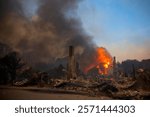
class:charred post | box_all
[67,46,77,80]
[113,56,117,79]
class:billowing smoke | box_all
[0,0,96,70]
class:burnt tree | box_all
[0,52,22,84]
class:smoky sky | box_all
[0,0,96,70]
[0,0,23,18]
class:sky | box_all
[22,0,150,62]
[76,0,150,61]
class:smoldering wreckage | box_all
[0,45,150,100]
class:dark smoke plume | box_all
[0,0,96,70]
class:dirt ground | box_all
[0,86,111,100]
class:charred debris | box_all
[0,44,150,99]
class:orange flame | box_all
[96,47,112,74]
[85,47,112,75]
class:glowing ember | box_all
[85,47,112,75]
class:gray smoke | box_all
[0,0,96,70]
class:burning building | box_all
[85,47,113,79]
[96,47,113,75]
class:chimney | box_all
[67,46,77,80]
[69,46,74,57]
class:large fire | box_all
[85,47,113,75]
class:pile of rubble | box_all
[44,70,150,99]
[8,65,150,99]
